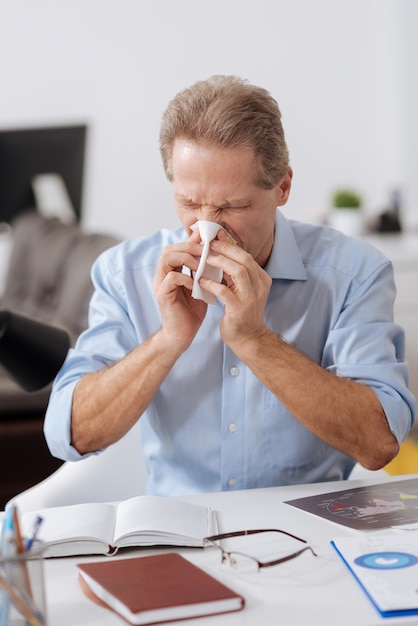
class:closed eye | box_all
[218,202,251,211]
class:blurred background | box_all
[1,0,417,239]
[1,0,417,506]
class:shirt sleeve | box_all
[44,245,139,461]
[322,258,416,444]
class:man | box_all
[44,75,415,495]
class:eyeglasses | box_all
[204,529,317,572]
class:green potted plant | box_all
[329,188,364,236]
[332,189,362,210]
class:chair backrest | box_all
[7,421,147,513]
[348,463,388,480]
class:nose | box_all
[198,206,221,223]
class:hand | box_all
[154,231,208,354]
[201,230,272,349]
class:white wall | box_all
[1,0,417,239]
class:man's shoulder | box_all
[97,225,186,273]
[290,219,391,276]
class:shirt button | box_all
[230,366,239,377]
[227,477,237,488]
[228,423,238,432]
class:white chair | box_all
[7,421,148,513]
[6,425,388,515]
[349,463,388,480]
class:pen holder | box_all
[0,542,47,625]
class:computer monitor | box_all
[0,124,87,223]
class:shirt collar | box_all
[264,210,307,280]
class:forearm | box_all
[70,236,209,455]
[71,330,180,454]
[232,329,399,469]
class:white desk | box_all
[41,474,418,626]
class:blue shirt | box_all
[44,210,415,495]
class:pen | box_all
[0,510,44,625]
[1,507,16,626]
[0,581,9,626]
[25,516,44,552]
[11,505,33,598]
[1,508,16,554]
[0,571,44,626]
[12,506,25,555]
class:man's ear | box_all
[275,168,293,206]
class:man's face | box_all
[171,139,292,268]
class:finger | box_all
[188,229,203,243]
[157,270,194,302]
[155,245,202,279]
[210,237,245,262]
[163,270,194,292]
[199,275,238,306]
[164,241,204,259]
[215,228,236,243]
[206,253,253,289]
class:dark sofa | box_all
[0,209,120,507]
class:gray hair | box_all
[159,75,290,189]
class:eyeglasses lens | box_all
[217,531,308,572]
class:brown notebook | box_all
[77,552,245,625]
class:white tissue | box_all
[190,221,225,304]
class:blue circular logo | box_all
[354,552,418,570]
